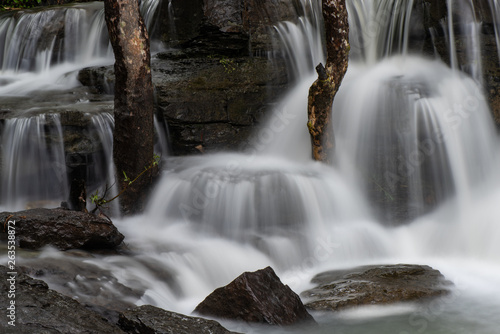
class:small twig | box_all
[3,214,14,232]
[91,154,161,216]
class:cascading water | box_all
[2,0,500,333]
[0,113,67,209]
[0,0,162,94]
[0,2,111,94]
[0,0,168,210]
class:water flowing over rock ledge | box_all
[0,263,454,332]
[78,33,290,155]
[0,266,239,333]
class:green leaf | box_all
[123,171,130,182]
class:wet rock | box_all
[80,48,289,155]
[118,305,239,334]
[302,264,453,311]
[203,0,298,52]
[0,265,125,333]
[76,0,295,156]
[152,0,297,52]
[151,0,205,45]
[78,66,116,95]
[17,254,143,324]
[0,208,124,250]
[194,266,315,326]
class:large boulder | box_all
[0,266,125,333]
[194,266,315,326]
[118,305,239,334]
[0,208,124,250]
[301,264,453,311]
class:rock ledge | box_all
[302,264,453,311]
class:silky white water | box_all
[1,0,500,333]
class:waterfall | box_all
[1,1,500,332]
[265,0,499,222]
[0,0,162,94]
[274,0,324,79]
[334,57,497,222]
[489,0,500,61]
[333,0,497,222]
[0,114,67,210]
[0,0,167,209]
[0,110,167,211]
[0,2,111,73]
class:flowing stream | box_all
[1,0,500,333]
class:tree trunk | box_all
[104,0,155,215]
[307,0,349,163]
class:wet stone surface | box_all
[302,264,453,311]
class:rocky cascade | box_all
[411,0,500,125]
[0,267,125,333]
[0,266,238,334]
[0,208,124,250]
[78,0,299,155]
[194,266,316,326]
[79,35,289,155]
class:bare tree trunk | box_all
[307,0,349,163]
[104,0,155,215]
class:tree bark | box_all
[104,0,155,215]
[307,0,349,163]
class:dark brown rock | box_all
[17,254,144,324]
[0,208,124,250]
[118,305,239,334]
[80,48,289,155]
[302,264,453,311]
[0,265,125,333]
[151,0,205,46]
[194,266,315,326]
[151,0,298,52]
[203,0,297,52]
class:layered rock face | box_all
[79,0,296,155]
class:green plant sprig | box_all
[90,153,161,215]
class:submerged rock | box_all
[119,305,239,334]
[194,266,315,326]
[302,264,452,311]
[0,208,124,250]
[0,265,124,333]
